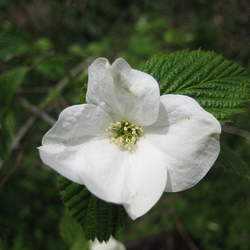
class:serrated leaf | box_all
[143,50,250,123]
[58,176,128,242]
[0,67,27,107]
[216,143,250,181]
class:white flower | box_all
[89,237,126,250]
[38,58,221,220]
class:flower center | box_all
[106,121,144,151]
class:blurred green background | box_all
[0,0,250,249]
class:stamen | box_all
[106,120,144,151]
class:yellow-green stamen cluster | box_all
[106,121,144,151]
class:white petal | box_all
[39,138,128,204]
[90,237,126,250]
[124,138,167,220]
[86,57,160,126]
[39,143,87,185]
[86,57,113,107]
[39,137,167,217]
[145,94,221,192]
[76,139,128,204]
[42,104,112,146]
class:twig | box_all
[0,152,23,189]
[165,196,200,250]
[10,58,91,150]
[27,51,55,73]
[17,87,50,94]
[11,117,36,150]
[18,97,55,125]
[172,212,200,250]
[222,125,250,140]
[40,60,89,109]
[126,231,171,250]
[82,0,89,12]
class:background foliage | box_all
[0,0,249,249]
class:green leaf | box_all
[0,67,27,106]
[36,55,73,80]
[0,112,16,161]
[143,50,250,123]
[59,213,88,250]
[0,32,29,61]
[0,240,5,250]
[58,175,128,242]
[216,143,250,181]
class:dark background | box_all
[0,0,250,249]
